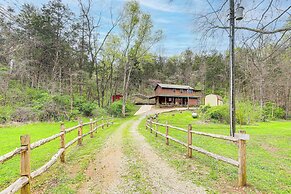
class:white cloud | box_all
[136,0,184,13]
[120,0,190,13]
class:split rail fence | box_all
[146,117,249,187]
[0,117,113,194]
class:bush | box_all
[73,96,96,116]
[204,105,229,123]
[201,101,262,125]
[236,101,262,125]
[38,102,67,121]
[31,92,52,110]
[68,109,80,120]
[92,107,107,117]
[79,102,96,116]
[108,100,135,116]
[11,107,38,122]
[199,104,211,114]
[0,106,12,124]
[262,102,285,120]
[52,95,71,109]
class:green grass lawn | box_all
[0,117,121,191]
[138,111,291,193]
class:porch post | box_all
[157,97,159,106]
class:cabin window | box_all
[173,89,176,92]
[180,89,183,93]
[188,89,193,93]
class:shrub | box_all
[31,92,52,110]
[68,109,80,120]
[204,105,229,123]
[263,102,285,120]
[52,95,71,109]
[108,100,135,116]
[79,102,96,116]
[201,101,262,125]
[0,106,12,124]
[11,107,38,122]
[236,101,262,125]
[38,101,67,121]
[73,96,96,116]
[92,107,107,117]
[199,104,211,113]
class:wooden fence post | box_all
[165,121,169,145]
[95,119,98,133]
[90,119,93,138]
[187,124,192,158]
[238,130,247,186]
[78,120,83,146]
[20,135,31,194]
[60,122,65,163]
[155,119,158,137]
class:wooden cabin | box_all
[149,83,202,107]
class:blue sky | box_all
[2,0,290,56]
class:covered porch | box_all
[149,96,199,107]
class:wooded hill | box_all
[0,0,290,122]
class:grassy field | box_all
[0,117,125,192]
[138,111,291,193]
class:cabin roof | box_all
[154,83,195,90]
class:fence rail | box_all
[0,117,114,194]
[146,117,249,187]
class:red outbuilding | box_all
[112,94,123,102]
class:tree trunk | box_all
[95,64,101,107]
[122,62,129,116]
[69,68,73,113]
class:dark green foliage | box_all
[200,101,262,125]
[199,104,211,113]
[0,80,104,122]
[0,108,10,124]
[78,102,96,117]
[204,105,229,123]
[73,97,97,117]
[262,102,285,120]
[108,100,135,116]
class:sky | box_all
[2,0,290,56]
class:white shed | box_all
[205,94,223,106]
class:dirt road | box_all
[78,107,205,193]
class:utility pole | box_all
[229,0,236,136]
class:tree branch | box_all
[215,26,291,34]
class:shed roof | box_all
[155,83,194,90]
[206,94,223,100]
